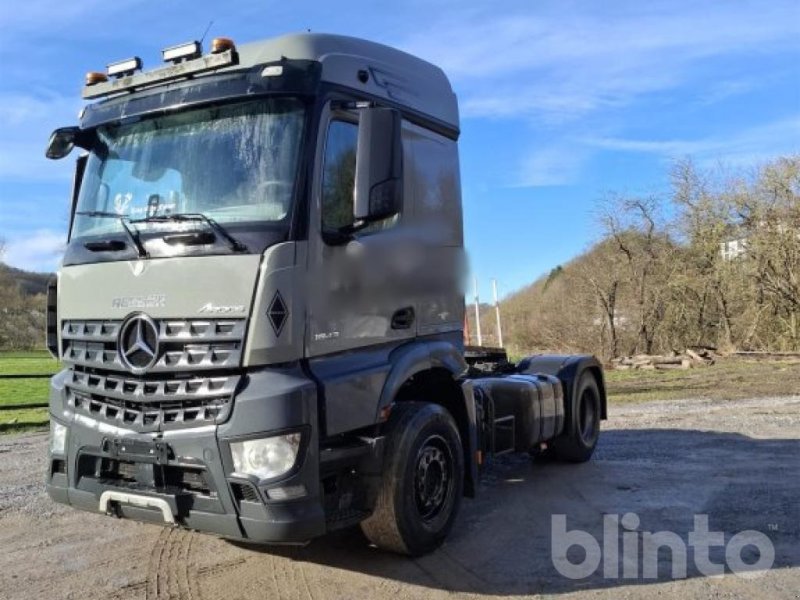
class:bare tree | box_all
[597,194,676,355]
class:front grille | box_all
[68,388,234,430]
[61,318,246,373]
[61,317,245,431]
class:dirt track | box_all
[1,395,799,599]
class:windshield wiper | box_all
[75,211,148,258]
[130,213,249,253]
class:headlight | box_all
[230,433,301,480]
[49,420,67,455]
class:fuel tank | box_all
[472,373,565,452]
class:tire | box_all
[551,372,601,462]
[360,401,464,556]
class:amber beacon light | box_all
[84,71,108,86]
[211,37,236,54]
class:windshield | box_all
[72,98,305,239]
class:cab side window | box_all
[321,117,401,236]
[321,120,358,232]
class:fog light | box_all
[162,41,202,63]
[230,433,301,480]
[49,420,67,455]
[267,484,307,501]
[107,57,142,78]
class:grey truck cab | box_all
[45,33,606,555]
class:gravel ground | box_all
[1,395,798,599]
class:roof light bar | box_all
[82,46,238,100]
[162,41,202,63]
[107,57,143,78]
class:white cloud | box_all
[514,145,589,187]
[696,79,758,106]
[401,1,800,188]
[0,0,143,30]
[401,1,800,122]
[0,92,82,182]
[512,116,800,189]
[2,229,65,273]
[583,116,800,165]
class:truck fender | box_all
[516,354,607,440]
[377,341,469,411]
[376,341,478,497]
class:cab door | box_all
[305,101,416,360]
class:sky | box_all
[0,0,798,300]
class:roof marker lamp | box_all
[261,65,283,78]
[162,41,202,63]
[107,57,143,78]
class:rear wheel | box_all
[360,402,463,556]
[551,372,601,462]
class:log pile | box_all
[611,347,717,370]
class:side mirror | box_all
[354,107,403,223]
[46,126,81,160]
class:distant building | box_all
[720,237,747,261]
[719,214,800,261]
[592,314,630,328]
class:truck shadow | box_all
[236,428,800,596]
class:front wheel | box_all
[551,372,601,462]
[360,402,464,556]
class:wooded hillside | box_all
[471,155,800,359]
[0,244,51,351]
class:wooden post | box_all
[492,278,503,348]
[474,277,482,347]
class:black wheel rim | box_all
[578,388,598,444]
[414,434,454,523]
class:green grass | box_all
[0,350,51,358]
[0,355,60,375]
[0,407,49,433]
[605,356,800,403]
[0,351,56,432]
[0,378,51,406]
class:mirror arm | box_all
[321,229,353,246]
[321,219,370,246]
[74,128,97,150]
[341,219,368,234]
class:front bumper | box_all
[46,365,326,544]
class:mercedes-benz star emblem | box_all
[118,313,159,374]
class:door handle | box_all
[391,307,415,330]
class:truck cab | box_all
[45,33,606,556]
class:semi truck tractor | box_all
[44,33,606,556]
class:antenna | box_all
[199,20,214,44]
